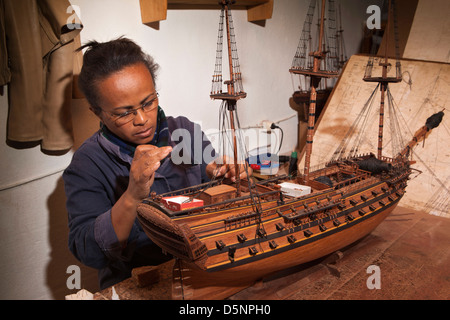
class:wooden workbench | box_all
[94,206,449,300]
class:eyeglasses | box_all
[102,92,159,126]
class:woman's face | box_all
[95,63,159,145]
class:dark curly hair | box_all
[77,37,159,115]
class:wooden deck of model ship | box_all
[136,0,444,299]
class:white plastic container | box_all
[278,182,311,197]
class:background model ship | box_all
[290,0,347,122]
[136,0,444,300]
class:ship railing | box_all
[337,175,379,193]
[157,179,223,198]
[379,155,394,163]
[167,189,282,216]
[311,159,371,179]
[333,166,373,190]
[303,162,339,176]
[298,155,379,190]
[310,165,341,178]
[380,155,412,171]
[325,153,375,167]
[334,174,368,189]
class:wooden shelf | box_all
[139,0,273,28]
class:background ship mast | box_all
[210,0,247,196]
[330,0,407,163]
[363,0,402,159]
[289,0,339,181]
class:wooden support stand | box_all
[132,265,161,288]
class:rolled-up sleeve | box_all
[94,210,140,262]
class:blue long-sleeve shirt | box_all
[63,116,215,289]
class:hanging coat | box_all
[1,0,82,152]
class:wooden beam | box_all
[247,0,273,22]
[168,0,270,10]
[139,0,273,28]
[139,0,167,27]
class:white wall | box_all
[0,0,379,299]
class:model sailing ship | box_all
[137,0,444,299]
[290,0,347,121]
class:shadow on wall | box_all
[46,176,99,299]
[45,98,100,299]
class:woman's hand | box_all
[206,155,252,182]
[127,145,172,202]
[112,145,172,245]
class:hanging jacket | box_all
[1,0,82,152]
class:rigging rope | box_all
[291,0,316,71]
[227,10,244,94]
[211,8,224,95]
[211,4,244,96]
[331,83,380,161]
[330,82,415,162]
[291,0,342,93]
[214,100,266,234]
[386,86,409,156]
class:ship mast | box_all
[289,0,339,181]
[363,0,401,159]
[211,0,246,196]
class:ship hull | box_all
[292,89,330,106]
[291,89,331,121]
[171,196,400,299]
[137,155,411,299]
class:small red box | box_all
[161,196,204,211]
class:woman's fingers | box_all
[128,145,172,200]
